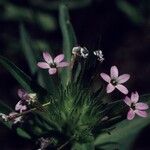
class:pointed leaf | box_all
[59,3,77,86]
[20,24,37,74]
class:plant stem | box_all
[8,101,51,120]
[57,137,74,150]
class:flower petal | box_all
[57,62,69,68]
[124,96,131,106]
[110,66,118,78]
[37,62,50,69]
[116,84,128,94]
[131,91,139,103]
[135,102,149,110]
[117,74,130,84]
[54,54,64,63]
[20,105,27,112]
[106,83,115,93]
[15,101,22,111]
[18,89,27,99]
[43,52,53,64]
[127,109,135,120]
[135,110,148,118]
[48,68,57,75]
[100,73,111,83]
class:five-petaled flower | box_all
[37,52,69,75]
[100,66,130,94]
[124,92,149,120]
[15,89,37,113]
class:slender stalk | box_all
[8,101,51,120]
[57,137,74,150]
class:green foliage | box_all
[72,142,95,150]
[20,24,37,74]
[1,1,150,149]
[20,25,56,92]
[116,0,143,24]
[59,3,77,86]
[94,94,150,150]
[0,55,46,94]
[16,128,32,140]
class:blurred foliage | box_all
[116,0,150,24]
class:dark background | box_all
[0,0,150,149]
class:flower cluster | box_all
[0,89,37,124]
[0,48,148,126]
[0,112,23,124]
[72,46,105,62]
[100,66,149,120]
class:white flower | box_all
[72,46,89,58]
[93,50,104,62]
[0,113,8,121]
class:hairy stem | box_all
[8,101,51,120]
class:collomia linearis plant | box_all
[0,3,150,150]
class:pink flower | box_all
[37,52,69,75]
[124,92,149,120]
[15,89,37,113]
[100,66,130,94]
[15,89,29,112]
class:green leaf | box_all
[72,143,95,150]
[116,0,143,24]
[59,3,77,86]
[94,94,150,150]
[0,55,46,94]
[20,25,56,92]
[20,24,37,75]
[16,128,32,140]
[0,100,13,129]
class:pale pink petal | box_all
[131,91,139,103]
[135,102,149,110]
[48,68,57,75]
[43,52,53,64]
[117,74,130,84]
[15,101,22,111]
[100,73,111,83]
[37,62,50,69]
[135,110,148,118]
[20,105,27,112]
[124,96,131,106]
[54,54,64,63]
[110,66,118,78]
[127,109,135,120]
[106,83,115,93]
[18,89,27,99]
[57,62,69,68]
[116,84,128,94]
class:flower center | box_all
[131,103,136,110]
[111,79,118,86]
[50,63,56,68]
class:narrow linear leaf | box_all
[16,128,32,140]
[20,25,56,92]
[0,55,46,94]
[0,100,13,129]
[59,3,77,86]
[20,24,37,75]
[117,0,143,24]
